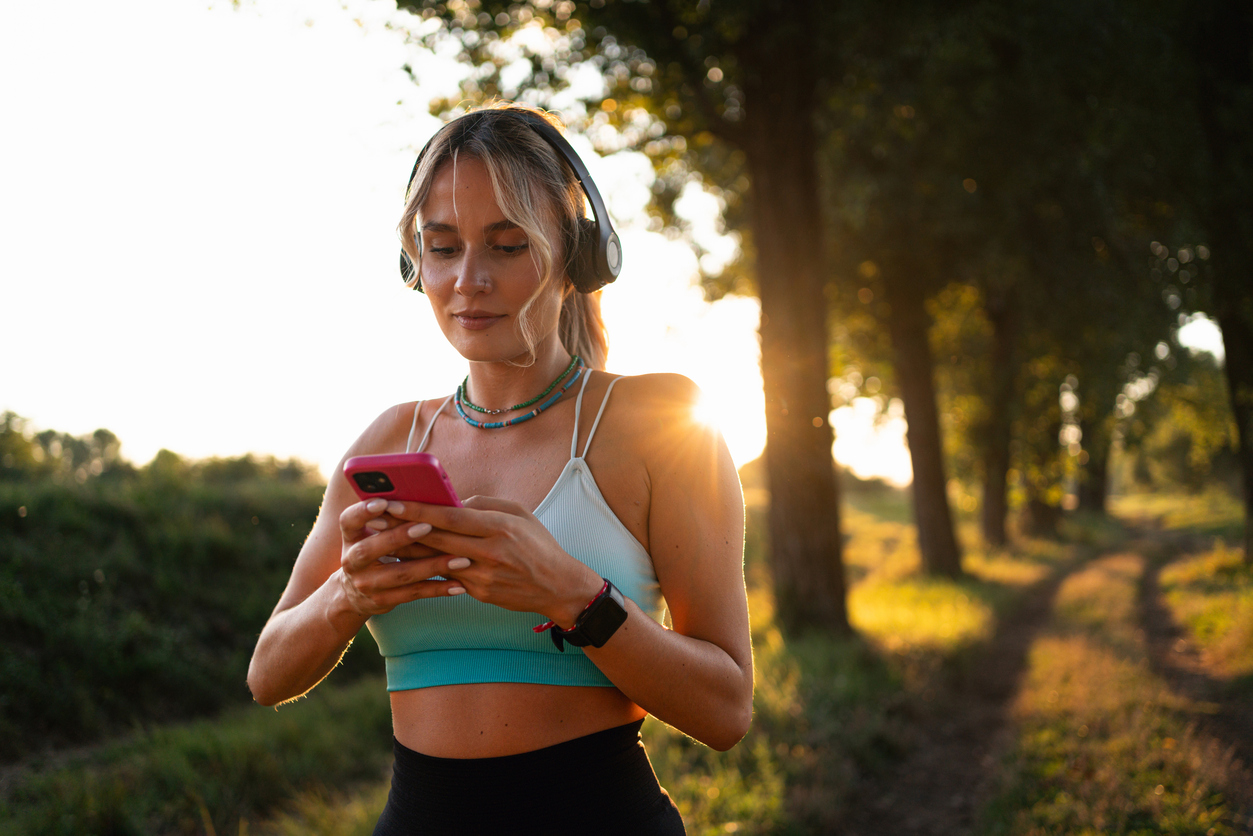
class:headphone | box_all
[399,109,622,294]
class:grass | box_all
[1109,488,1245,541]
[977,551,1246,835]
[0,676,392,836]
[13,479,1244,834]
[1160,541,1253,683]
[0,487,991,834]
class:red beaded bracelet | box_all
[533,579,611,635]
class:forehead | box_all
[423,155,503,221]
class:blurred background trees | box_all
[394,0,1249,614]
[0,412,342,758]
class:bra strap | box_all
[570,370,595,459]
[410,395,454,453]
[582,376,625,459]
[404,401,423,453]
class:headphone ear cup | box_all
[399,233,424,292]
[568,217,600,293]
[399,251,424,292]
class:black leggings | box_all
[372,719,686,835]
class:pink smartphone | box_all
[342,452,462,507]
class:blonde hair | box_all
[398,103,609,370]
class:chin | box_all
[454,340,535,365]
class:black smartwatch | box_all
[550,580,628,652]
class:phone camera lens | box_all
[353,471,394,493]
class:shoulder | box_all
[591,372,719,467]
[341,400,427,462]
[600,372,703,420]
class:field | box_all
[1,477,1249,835]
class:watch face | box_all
[579,585,628,648]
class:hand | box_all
[386,496,605,627]
[336,498,467,617]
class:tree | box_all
[822,0,1182,543]
[1186,0,1253,559]
[400,0,850,631]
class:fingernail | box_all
[448,586,466,595]
[366,499,387,512]
[447,557,471,570]
[365,519,388,531]
[387,501,405,516]
[407,523,432,538]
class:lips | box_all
[453,311,506,331]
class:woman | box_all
[247,104,753,835]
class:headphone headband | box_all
[399,109,622,293]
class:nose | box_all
[454,243,492,296]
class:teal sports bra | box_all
[366,373,664,691]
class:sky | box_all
[0,0,1225,488]
[0,0,804,478]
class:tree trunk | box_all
[741,25,850,633]
[1192,0,1253,561]
[1077,428,1109,515]
[980,286,1019,547]
[1022,495,1062,537]
[884,275,963,576]
[1217,307,1253,561]
[1076,378,1120,516]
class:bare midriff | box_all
[391,682,646,758]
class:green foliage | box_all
[0,676,392,836]
[3,465,1195,835]
[1160,541,1253,680]
[399,0,762,297]
[928,282,995,488]
[1110,488,1245,542]
[0,412,132,486]
[0,416,378,760]
[1120,353,1239,493]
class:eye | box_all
[496,243,529,255]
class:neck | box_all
[464,343,575,411]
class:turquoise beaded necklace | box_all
[458,354,579,415]
[454,357,585,430]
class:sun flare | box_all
[692,390,724,432]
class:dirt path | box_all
[841,531,1253,836]
[1137,538,1253,811]
[840,550,1088,836]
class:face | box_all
[417,155,566,364]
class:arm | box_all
[582,374,753,750]
[403,375,753,750]
[246,408,465,707]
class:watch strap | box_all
[549,580,628,652]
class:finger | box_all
[407,526,496,560]
[341,498,389,539]
[365,513,409,533]
[389,542,446,560]
[386,502,508,537]
[460,495,530,517]
[362,578,468,612]
[343,521,435,572]
[376,554,462,586]
[347,553,458,602]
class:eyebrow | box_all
[420,220,522,234]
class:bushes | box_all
[0,474,382,760]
